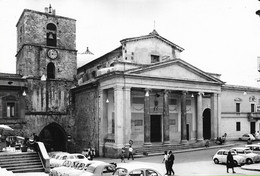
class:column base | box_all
[163,141,171,145]
[181,140,188,144]
[143,142,152,146]
[197,138,204,142]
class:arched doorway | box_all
[203,108,211,140]
[39,122,67,152]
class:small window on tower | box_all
[151,55,160,63]
[47,62,55,79]
[46,23,57,47]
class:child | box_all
[121,148,125,162]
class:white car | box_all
[212,149,246,166]
[50,160,116,176]
[50,153,88,168]
[230,147,260,164]
[245,144,260,151]
[239,134,255,141]
[113,162,162,176]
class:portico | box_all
[98,59,223,157]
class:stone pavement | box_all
[13,141,242,176]
[241,163,260,171]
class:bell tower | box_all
[14,6,78,151]
[16,5,77,80]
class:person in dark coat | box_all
[227,151,236,173]
[167,151,175,175]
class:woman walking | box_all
[227,151,236,174]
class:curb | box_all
[134,143,236,158]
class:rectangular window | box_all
[7,102,15,117]
[251,104,255,112]
[236,103,240,113]
[151,55,160,63]
[169,99,177,105]
[236,122,241,131]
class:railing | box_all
[36,142,50,173]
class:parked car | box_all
[212,149,246,166]
[112,162,162,176]
[245,144,260,151]
[239,134,255,141]
[230,147,260,164]
[50,153,87,168]
[50,160,116,176]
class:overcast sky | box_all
[1,0,260,87]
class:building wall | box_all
[123,38,177,64]
[221,86,260,139]
[73,86,99,153]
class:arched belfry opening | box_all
[39,122,67,152]
[46,23,57,47]
[47,62,55,79]
[203,108,211,140]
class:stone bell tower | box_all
[16,5,77,79]
[15,5,77,152]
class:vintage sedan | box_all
[111,163,162,176]
[239,134,256,141]
[50,160,116,176]
[212,149,246,166]
[245,144,260,151]
[50,153,88,168]
[230,147,260,164]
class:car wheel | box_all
[233,160,238,166]
[214,158,219,164]
[246,158,253,164]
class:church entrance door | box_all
[150,115,161,142]
[203,108,211,140]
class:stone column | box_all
[196,92,203,141]
[144,89,151,146]
[123,86,131,145]
[98,89,105,156]
[181,91,188,143]
[217,94,221,137]
[163,90,170,145]
[211,93,218,139]
[114,86,124,148]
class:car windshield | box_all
[245,149,252,154]
[113,168,128,176]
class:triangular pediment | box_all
[127,59,223,84]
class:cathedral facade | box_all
[1,7,260,158]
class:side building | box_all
[221,85,260,140]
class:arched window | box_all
[46,23,57,47]
[47,62,55,79]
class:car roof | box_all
[116,162,158,171]
[232,147,250,150]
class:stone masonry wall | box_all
[74,87,99,155]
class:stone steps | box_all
[0,152,44,173]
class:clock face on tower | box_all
[47,49,58,59]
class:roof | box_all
[120,30,184,52]
[0,73,22,79]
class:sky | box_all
[1,0,260,87]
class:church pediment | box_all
[127,59,223,84]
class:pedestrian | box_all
[205,139,209,148]
[226,151,236,174]
[128,145,134,160]
[121,148,126,163]
[167,151,175,175]
[162,151,169,175]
